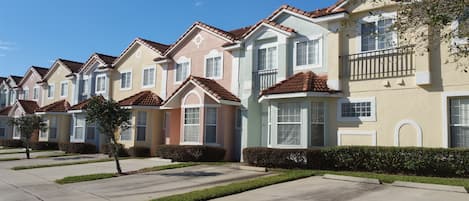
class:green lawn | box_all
[55,163,200,184]
[12,158,116,170]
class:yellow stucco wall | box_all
[43,63,73,106]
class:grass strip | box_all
[12,158,116,170]
[0,158,21,161]
[55,163,200,184]
[310,170,469,192]
[152,170,315,201]
[56,173,117,184]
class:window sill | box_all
[337,117,376,122]
[142,85,155,89]
[120,88,132,91]
[294,64,322,71]
[180,142,202,145]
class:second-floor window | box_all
[120,72,132,90]
[82,79,89,94]
[47,84,54,98]
[142,67,155,87]
[295,38,321,68]
[176,62,190,82]
[33,87,39,100]
[96,75,106,93]
[258,45,277,70]
[205,50,223,79]
[23,88,29,100]
[361,16,396,52]
[60,82,68,97]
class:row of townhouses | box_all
[0,0,467,161]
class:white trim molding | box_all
[174,56,191,85]
[204,49,224,80]
[337,97,376,122]
[393,119,423,147]
[142,66,156,88]
[293,35,324,71]
[119,70,133,91]
[259,92,342,103]
[337,130,377,146]
[441,91,469,148]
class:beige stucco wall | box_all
[43,63,73,106]
[110,43,164,101]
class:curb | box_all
[391,181,468,194]
[147,157,173,163]
[322,174,381,184]
[238,165,268,172]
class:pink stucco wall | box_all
[19,69,43,106]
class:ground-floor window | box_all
[13,125,20,138]
[49,117,57,139]
[450,97,469,147]
[184,108,200,143]
[120,113,132,141]
[311,102,325,146]
[277,102,302,145]
[205,108,217,144]
[75,117,85,140]
[86,123,96,140]
[136,111,147,141]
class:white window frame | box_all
[182,107,201,145]
[255,43,278,71]
[60,81,68,98]
[204,107,218,144]
[293,35,323,70]
[337,130,377,146]
[82,77,89,95]
[204,49,224,80]
[120,113,133,141]
[174,56,191,84]
[13,125,21,139]
[357,12,398,53]
[271,101,308,148]
[23,87,29,100]
[47,84,55,99]
[74,116,85,141]
[120,70,132,90]
[142,66,156,88]
[337,97,376,122]
[95,74,106,94]
[32,86,40,100]
[136,111,147,141]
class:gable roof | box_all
[0,106,12,116]
[79,53,117,73]
[239,19,296,39]
[260,71,334,97]
[69,96,105,111]
[118,91,163,107]
[10,76,23,86]
[113,37,170,66]
[267,4,348,23]
[17,100,39,114]
[164,75,240,107]
[36,99,70,113]
[18,66,49,86]
[42,58,83,81]
[32,66,49,78]
[163,21,238,56]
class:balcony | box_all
[341,45,415,81]
[253,69,278,91]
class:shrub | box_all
[128,146,150,157]
[59,143,97,154]
[30,142,59,150]
[0,139,23,148]
[243,146,469,178]
[156,145,226,162]
[243,147,321,169]
[100,143,129,157]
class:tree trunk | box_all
[110,136,122,174]
[25,140,30,159]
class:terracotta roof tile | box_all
[0,106,12,116]
[18,100,39,114]
[136,38,171,54]
[260,71,334,96]
[240,19,295,38]
[95,53,117,65]
[229,26,253,39]
[165,76,240,105]
[32,66,49,78]
[70,96,104,111]
[267,4,347,22]
[58,59,84,73]
[119,91,163,107]
[36,100,70,113]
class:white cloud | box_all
[0,40,14,51]
[194,1,204,7]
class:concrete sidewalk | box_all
[213,176,469,201]
[0,154,109,169]
[0,150,64,159]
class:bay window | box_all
[205,108,217,144]
[136,111,147,141]
[277,102,302,145]
[184,108,200,143]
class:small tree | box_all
[9,115,47,159]
[85,96,131,174]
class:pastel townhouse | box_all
[0,75,26,140]
[109,38,169,154]
[236,0,469,152]
[157,22,249,161]
[67,53,117,150]
[36,59,83,143]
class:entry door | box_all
[450,97,469,147]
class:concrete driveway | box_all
[0,150,64,159]
[214,176,469,201]
[0,154,109,169]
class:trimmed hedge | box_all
[128,146,150,157]
[100,143,129,157]
[243,146,469,178]
[59,143,97,154]
[156,145,226,162]
[30,142,59,150]
[0,139,23,148]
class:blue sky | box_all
[0,0,337,77]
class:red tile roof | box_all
[17,100,39,114]
[137,38,171,54]
[0,106,12,116]
[119,91,163,107]
[70,96,105,111]
[260,71,334,96]
[267,4,347,22]
[58,59,84,73]
[36,100,70,113]
[240,19,295,39]
[228,26,253,39]
[165,76,240,105]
